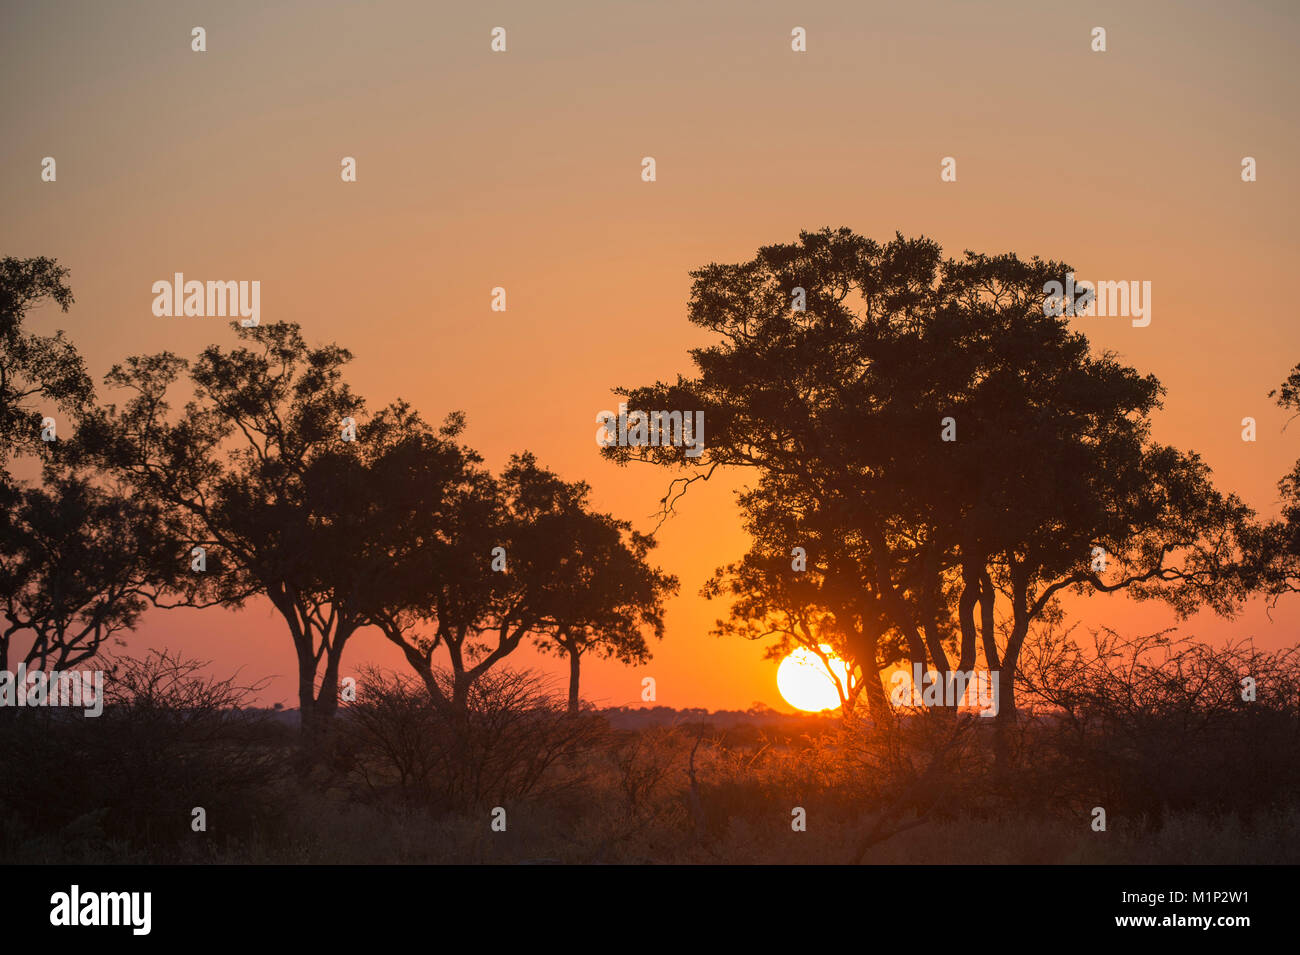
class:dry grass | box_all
[3,647,1298,865]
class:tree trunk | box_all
[957,563,982,672]
[856,647,892,723]
[294,622,354,758]
[452,673,470,713]
[567,649,581,715]
[993,622,1026,776]
[993,670,1017,778]
[296,645,319,735]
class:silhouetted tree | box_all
[0,258,178,675]
[607,229,1254,744]
[84,322,463,740]
[1252,362,1300,600]
[0,256,91,464]
[0,476,176,672]
[370,453,674,717]
[528,495,677,714]
[931,250,1253,738]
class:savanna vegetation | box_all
[2,236,1298,864]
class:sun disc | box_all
[777,645,849,712]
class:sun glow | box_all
[777,645,850,712]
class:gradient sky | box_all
[3,0,1298,710]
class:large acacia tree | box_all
[368,452,676,717]
[528,488,677,714]
[1,257,182,675]
[607,228,1253,736]
[84,322,477,738]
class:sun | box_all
[777,645,850,712]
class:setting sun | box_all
[776,645,850,712]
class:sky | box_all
[3,0,1299,711]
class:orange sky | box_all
[3,0,1299,710]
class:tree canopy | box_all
[607,228,1255,724]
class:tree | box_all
[528,493,677,714]
[0,256,91,463]
[0,475,177,672]
[930,250,1254,735]
[84,321,461,739]
[1252,362,1300,600]
[370,453,675,717]
[606,228,1253,739]
[0,257,177,675]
